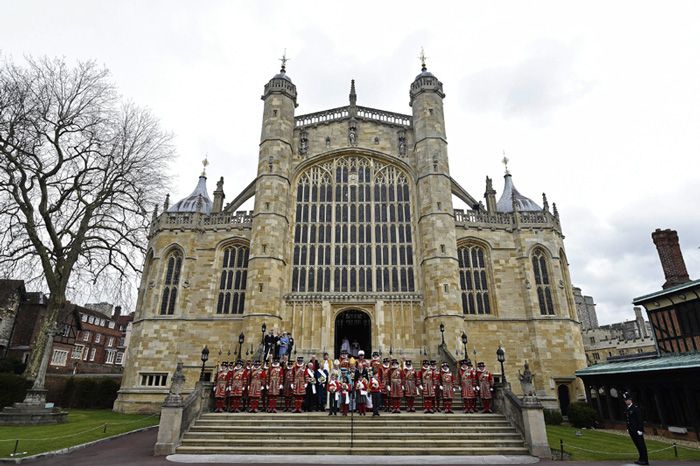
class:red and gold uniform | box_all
[267,360,283,413]
[440,363,455,413]
[459,361,477,413]
[381,358,391,412]
[339,352,350,371]
[248,362,266,413]
[229,361,247,412]
[291,357,306,413]
[477,362,495,413]
[213,363,228,413]
[283,362,294,411]
[403,361,418,412]
[419,360,435,413]
[388,360,404,413]
[370,353,383,380]
[431,361,442,412]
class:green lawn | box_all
[0,409,159,459]
[547,425,700,461]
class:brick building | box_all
[0,281,133,375]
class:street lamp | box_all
[461,332,468,359]
[238,332,245,358]
[200,345,209,381]
[496,345,506,384]
[439,322,445,345]
[261,322,267,344]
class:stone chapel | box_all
[114,60,587,413]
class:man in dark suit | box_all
[624,392,648,465]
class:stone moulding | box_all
[295,105,412,128]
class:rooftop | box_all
[632,278,700,305]
[576,352,700,376]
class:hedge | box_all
[568,401,599,428]
[61,377,121,409]
[544,409,564,425]
[0,373,32,408]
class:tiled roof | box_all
[632,278,700,304]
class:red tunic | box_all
[284,366,294,397]
[440,370,455,400]
[248,367,266,398]
[460,368,477,398]
[214,369,227,398]
[420,369,435,397]
[230,367,247,397]
[370,359,382,378]
[479,370,494,400]
[403,368,418,397]
[268,366,283,396]
[389,367,404,398]
[292,363,306,396]
[381,365,391,394]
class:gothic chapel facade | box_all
[114,62,587,413]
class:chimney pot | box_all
[651,229,690,289]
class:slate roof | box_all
[576,352,700,376]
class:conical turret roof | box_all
[496,173,541,213]
[167,175,212,214]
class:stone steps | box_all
[177,411,529,456]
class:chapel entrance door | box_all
[334,309,371,359]
[558,384,571,415]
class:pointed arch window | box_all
[160,250,182,315]
[532,248,555,315]
[458,244,491,314]
[217,245,249,314]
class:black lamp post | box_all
[461,332,468,360]
[199,345,209,381]
[439,322,445,345]
[496,345,506,384]
[238,332,245,358]
[261,323,267,344]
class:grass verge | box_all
[547,425,700,461]
[0,409,159,459]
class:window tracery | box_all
[532,248,555,315]
[216,245,249,314]
[160,250,182,315]
[292,156,415,293]
[457,244,491,314]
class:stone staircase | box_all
[176,412,530,456]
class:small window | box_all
[72,345,84,359]
[108,321,115,329]
[89,316,95,324]
[81,314,88,322]
[62,324,71,337]
[589,337,595,344]
[95,333,102,344]
[140,373,169,387]
[50,349,69,366]
[89,347,96,361]
[593,352,600,360]
[115,352,124,365]
[107,337,114,347]
[105,350,115,364]
[82,331,91,342]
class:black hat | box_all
[430,360,437,365]
[391,359,399,365]
[477,361,485,367]
[372,351,380,357]
[253,360,261,365]
[383,357,390,363]
[422,359,429,365]
[272,358,280,363]
[297,356,304,362]
[405,360,412,365]
[235,359,243,365]
[221,361,228,366]
[466,360,473,367]
[622,392,632,401]
[460,359,468,365]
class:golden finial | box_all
[279,49,289,73]
[418,47,427,72]
[502,151,510,175]
[201,155,209,177]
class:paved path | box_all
[21,429,700,466]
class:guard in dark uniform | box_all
[624,392,648,465]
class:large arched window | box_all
[532,248,555,315]
[216,244,249,314]
[291,155,415,293]
[458,244,491,314]
[160,250,182,315]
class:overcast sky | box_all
[3,1,699,324]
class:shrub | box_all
[568,401,598,428]
[0,373,32,408]
[544,409,564,425]
[61,377,121,409]
[0,358,26,374]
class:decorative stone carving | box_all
[163,361,186,407]
[518,362,536,398]
[325,136,331,148]
[299,129,308,156]
[348,120,357,146]
[398,130,407,156]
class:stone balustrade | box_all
[285,292,423,303]
[295,105,412,128]
[151,210,252,233]
[454,209,561,233]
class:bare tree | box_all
[0,56,172,382]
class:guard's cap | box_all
[383,357,390,363]
[297,356,304,362]
[477,361,485,367]
[372,351,380,357]
[405,360,412,365]
[623,392,632,401]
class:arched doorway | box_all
[334,309,371,358]
[558,384,571,415]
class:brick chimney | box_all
[652,229,690,289]
[114,306,122,318]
